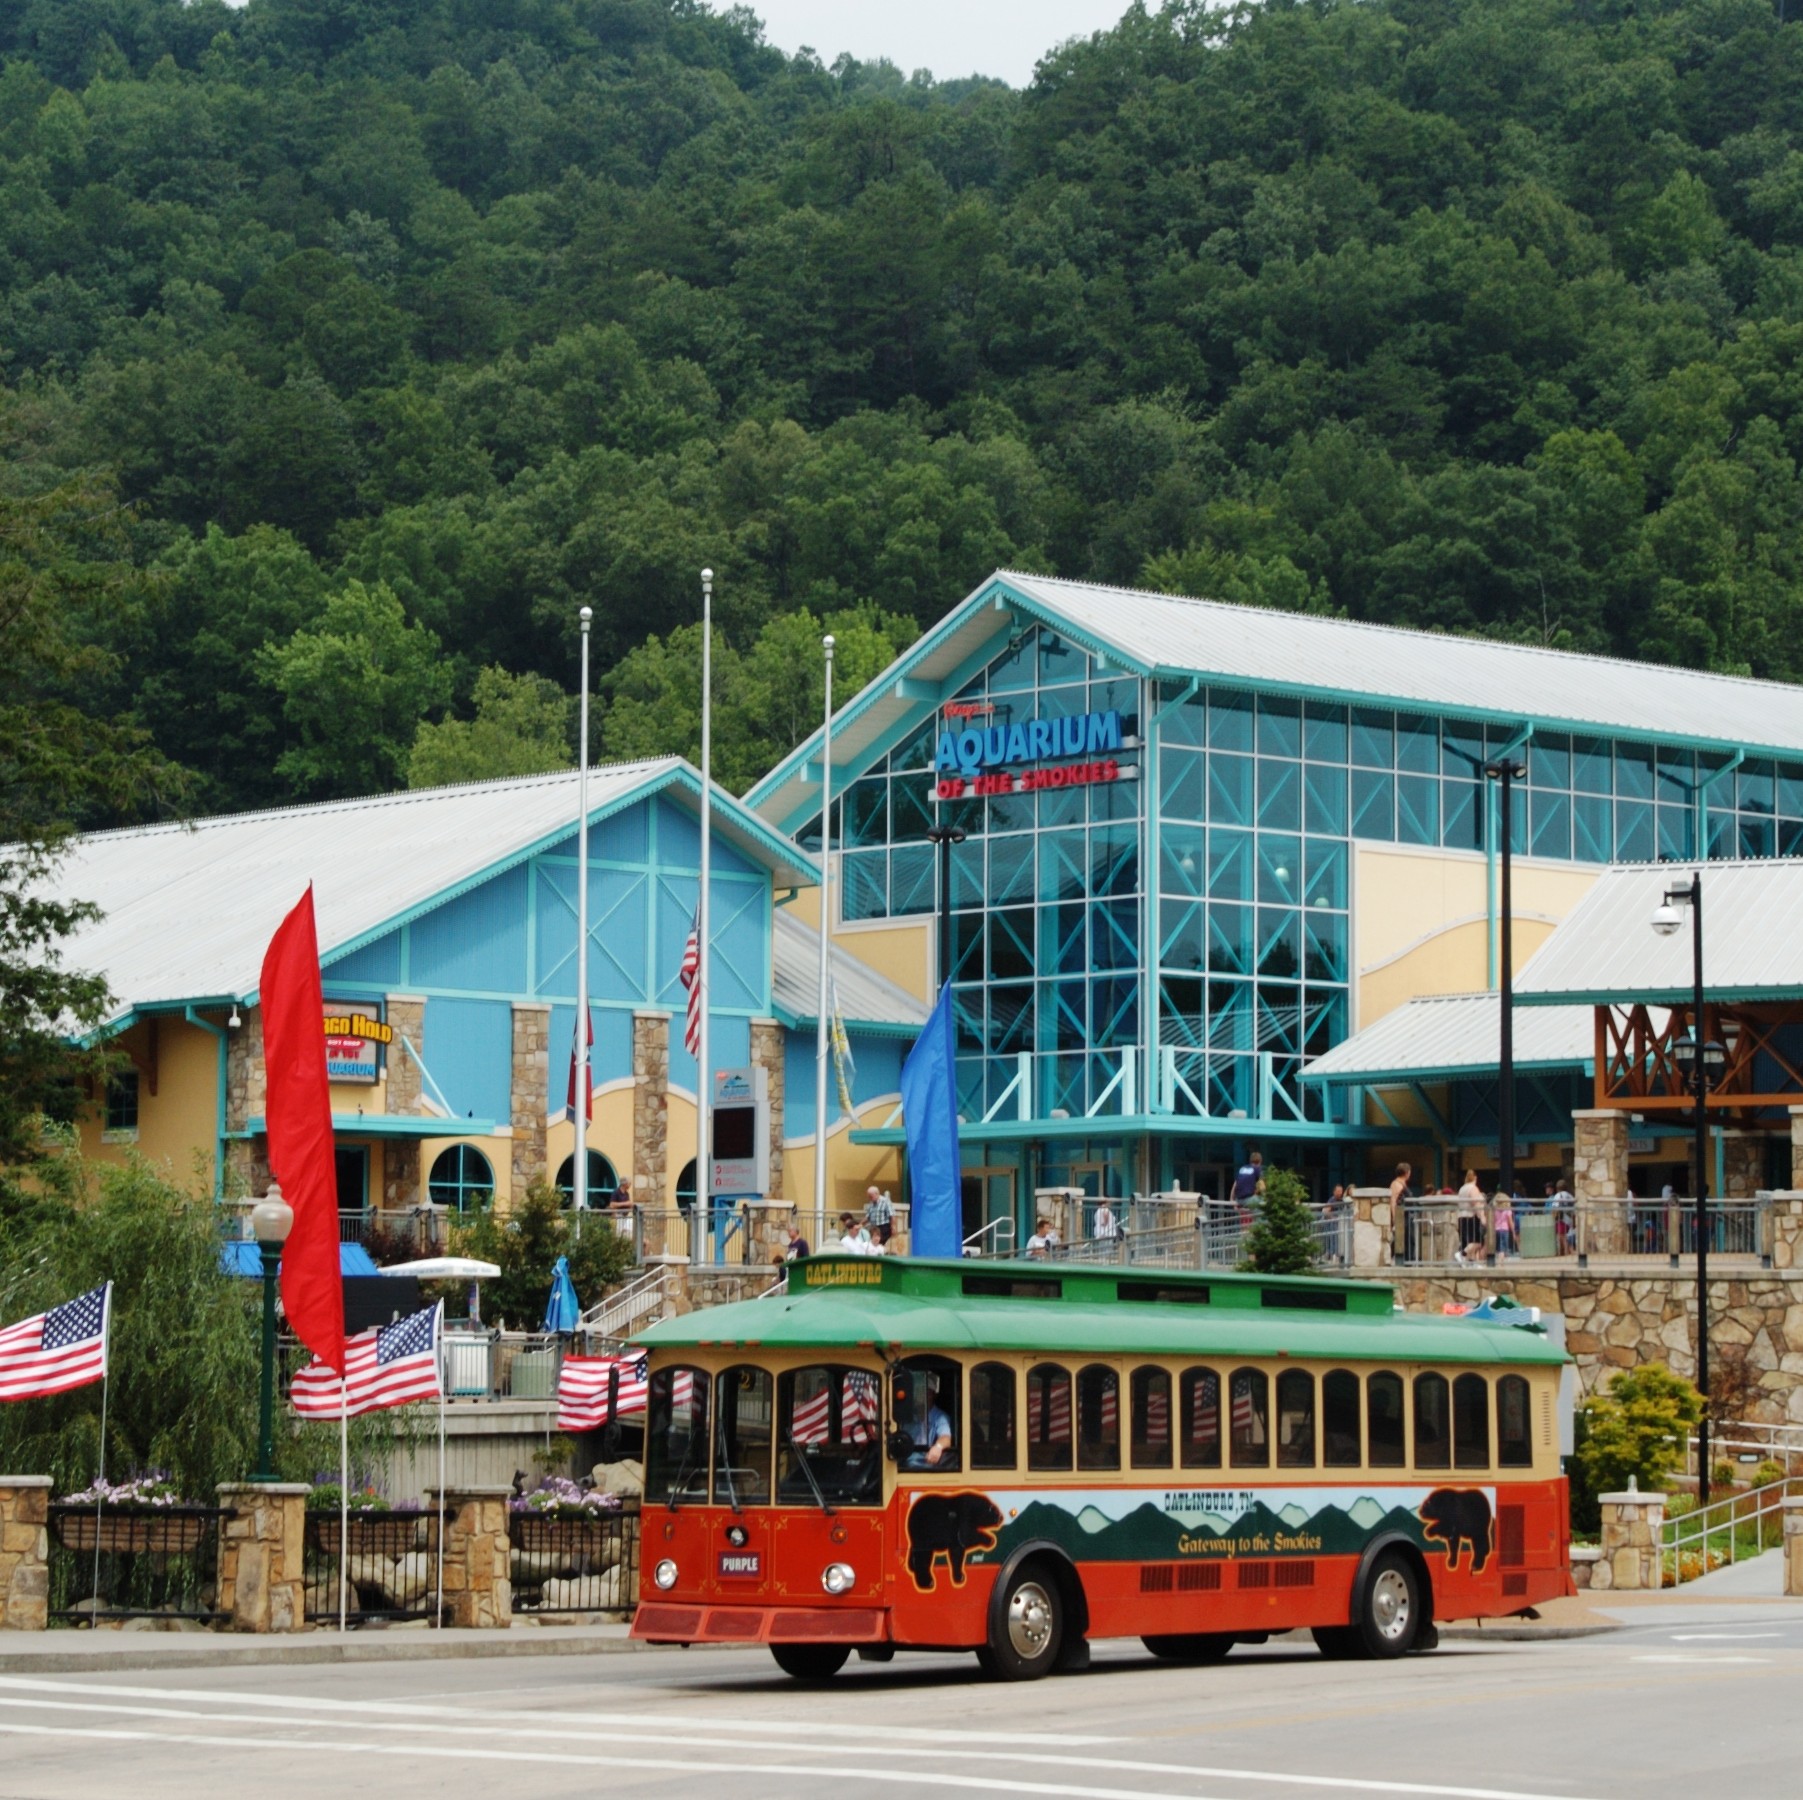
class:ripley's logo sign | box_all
[936,710,1124,778]
[323,1009,392,1083]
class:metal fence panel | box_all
[509,1506,639,1614]
[47,1504,229,1626]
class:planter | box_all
[508,1511,627,1556]
[52,1508,209,1555]
[306,1512,425,1559]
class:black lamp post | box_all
[1485,758,1527,1265]
[925,821,967,989]
[249,1182,294,1482]
[1651,872,1726,1506]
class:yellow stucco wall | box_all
[78,1016,223,1188]
[1353,844,1601,1028]
[782,872,934,1005]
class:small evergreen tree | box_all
[1240,1167,1318,1274]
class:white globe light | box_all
[1649,902,1683,937]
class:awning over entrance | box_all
[240,1113,497,1139]
[1300,992,1596,1088]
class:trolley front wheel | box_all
[770,1643,851,1681]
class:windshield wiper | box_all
[783,1435,836,1517]
[664,1446,703,1512]
[715,1443,744,1515]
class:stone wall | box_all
[428,1487,511,1628]
[383,995,427,1118]
[750,1018,785,1200]
[224,1007,269,1197]
[1349,1188,1395,1269]
[632,1010,670,1211]
[0,1476,50,1630]
[510,1002,551,1197]
[1792,1109,1803,1190]
[1723,1131,1765,1199]
[216,1483,307,1633]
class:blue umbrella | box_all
[543,1255,581,1334]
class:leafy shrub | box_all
[448,1181,634,1328]
[1240,1168,1318,1275]
[1575,1362,1704,1497]
[307,1483,390,1515]
[1751,1458,1787,1489]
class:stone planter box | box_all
[305,1512,425,1559]
[52,1507,209,1555]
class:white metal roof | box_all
[748,569,1803,831]
[1514,860,1803,1005]
[1302,992,1596,1085]
[770,908,929,1037]
[38,762,816,1031]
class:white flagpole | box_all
[89,1283,113,1618]
[434,1300,446,1629]
[813,635,835,1254]
[697,568,713,1254]
[338,1379,349,1635]
[576,604,592,1211]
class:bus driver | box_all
[901,1378,953,1471]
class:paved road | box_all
[3,1614,1802,1800]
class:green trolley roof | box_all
[636,1258,1567,1368]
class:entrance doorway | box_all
[334,1145,368,1216]
[960,1166,1016,1252]
[1177,1160,1231,1200]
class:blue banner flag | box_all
[901,982,961,1257]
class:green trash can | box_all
[1517,1214,1557,1259]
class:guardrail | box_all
[1662,1476,1800,1585]
[1394,1196,1770,1267]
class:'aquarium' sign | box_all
[934,709,1131,799]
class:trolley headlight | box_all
[822,1562,856,1595]
[653,1559,679,1590]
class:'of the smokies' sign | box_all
[933,706,1134,799]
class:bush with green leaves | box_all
[448,1181,635,1330]
[1239,1168,1319,1275]
[1574,1362,1704,1497]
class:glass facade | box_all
[825,614,1803,1169]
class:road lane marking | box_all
[1667,1632,1783,1641]
[1631,1654,1770,1664]
[0,1675,1112,1747]
[0,1693,1613,1800]
[0,1719,1618,1800]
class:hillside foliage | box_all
[2,0,1801,816]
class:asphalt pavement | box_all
[3,1598,1803,1800]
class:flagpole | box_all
[576,604,592,1211]
[697,568,713,1255]
[90,1369,108,1622]
[338,1379,349,1635]
[813,634,835,1254]
[434,1301,446,1629]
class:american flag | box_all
[291,1303,443,1419]
[678,912,701,1056]
[792,1371,880,1446]
[558,1354,695,1430]
[0,1284,111,1403]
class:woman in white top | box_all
[1092,1201,1121,1241]
[1454,1170,1487,1264]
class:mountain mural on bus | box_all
[946,1486,1497,1575]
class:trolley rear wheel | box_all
[1354,1550,1421,1660]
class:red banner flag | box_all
[260,886,345,1376]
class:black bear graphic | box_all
[1417,1487,1494,1572]
[905,1492,1003,1591]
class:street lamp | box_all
[1650,872,1725,1505]
[925,821,967,989]
[249,1182,293,1483]
[1484,759,1527,1265]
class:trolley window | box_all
[713,1364,773,1506]
[971,1362,1017,1471]
[1368,1371,1405,1468]
[1131,1366,1173,1469]
[1077,1364,1121,1472]
[1027,1363,1073,1472]
[777,1365,882,1506]
[1323,1369,1362,1467]
[1180,1367,1221,1469]
[1413,1372,1450,1470]
[1229,1367,1270,1468]
[644,1366,711,1505]
[894,1356,962,1473]
[1453,1372,1490,1470]
[1497,1374,1533,1468]
[1276,1369,1315,1468]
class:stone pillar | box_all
[643,1252,691,1319]
[1766,1192,1803,1272]
[1784,1497,1803,1598]
[510,1002,551,1198]
[745,1199,796,1268]
[383,1139,422,1213]
[427,1487,513,1628]
[633,1010,671,1209]
[1594,1489,1666,1592]
[224,1005,270,1198]
[750,1017,786,1200]
[1721,1131,1765,1199]
[216,1483,308,1633]
[1791,1108,1803,1191]
[0,1476,51,1631]
[383,995,427,1117]
[1349,1188,1394,1270]
[1573,1110,1628,1201]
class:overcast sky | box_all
[742,1,1136,87]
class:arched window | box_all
[1275,1369,1315,1468]
[1229,1367,1269,1468]
[1453,1373,1490,1469]
[1323,1370,1362,1467]
[1414,1372,1450,1469]
[676,1159,697,1207]
[1076,1364,1120,1471]
[1026,1364,1073,1471]
[1180,1368,1221,1469]
[1368,1371,1405,1467]
[427,1144,493,1212]
[1497,1374,1533,1468]
[555,1150,619,1208]
[971,1363,1017,1470]
[1130,1366,1173,1469]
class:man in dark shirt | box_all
[784,1223,810,1260]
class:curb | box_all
[1437,1623,1619,1642]
[0,1629,698,1676]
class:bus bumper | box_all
[632,1603,889,1645]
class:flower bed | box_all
[52,1476,211,1554]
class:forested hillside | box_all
[6,0,1803,819]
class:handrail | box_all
[1661,1474,1800,1585]
[581,1268,665,1338]
[961,1218,1016,1259]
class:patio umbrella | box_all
[543,1255,581,1334]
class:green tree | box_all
[1239,1167,1319,1275]
[259,579,452,799]
[407,665,573,788]
[448,1182,635,1332]
[1575,1362,1704,1496]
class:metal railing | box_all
[303,1509,437,1624]
[1394,1196,1769,1267]
[1685,1422,1803,1479]
[1661,1475,1800,1586]
[47,1503,231,1626]
[582,1268,666,1339]
[962,1218,1017,1259]
[509,1503,639,1615]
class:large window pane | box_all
[1397,714,1438,775]
[1323,1370,1361,1466]
[842,849,887,921]
[1414,1372,1450,1470]
[1368,1371,1405,1467]
[1027,1364,1073,1471]
[1131,1366,1173,1469]
[1258,759,1301,832]
[1398,774,1438,845]
[1210,753,1254,826]
[712,1364,773,1506]
[1077,1364,1121,1471]
[1351,768,1395,840]
[644,1366,711,1504]
[1304,762,1348,835]
[1180,1368,1221,1468]
[971,1362,1018,1470]
[777,1366,882,1505]
[1209,690,1254,752]
[1531,790,1571,859]
[1304,702,1348,764]
[1276,1369,1316,1468]
[1257,696,1301,758]
[1453,1372,1490,1469]
[1229,1367,1270,1467]
[1351,708,1393,768]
